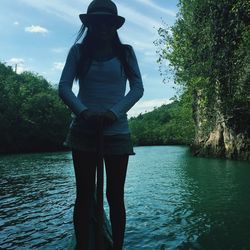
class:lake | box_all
[1,146,250,249]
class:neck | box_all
[95,40,113,51]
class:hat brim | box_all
[79,13,125,29]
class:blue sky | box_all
[1,0,179,117]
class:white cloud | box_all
[118,3,162,34]
[20,0,83,25]
[53,62,64,71]
[7,58,27,74]
[142,50,158,64]
[128,98,172,118]
[25,25,48,33]
[51,47,67,53]
[14,0,177,103]
[142,74,148,80]
[20,0,162,33]
[132,39,155,51]
[135,0,177,17]
[13,21,19,25]
[8,58,24,64]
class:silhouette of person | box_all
[58,0,144,249]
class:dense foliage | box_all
[155,0,250,140]
[0,62,196,154]
[129,94,195,146]
[0,62,71,154]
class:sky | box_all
[0,0,179,117]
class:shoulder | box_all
[122,44,136,58]
[67,43,81,61]
[122,44,133,52]
[122,44,133,49]
[69,43,81,54]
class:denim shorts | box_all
[64,126,135,155]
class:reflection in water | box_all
[175,156,250,249]
[0,147,250,249]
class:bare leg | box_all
[72,150,97,250]
[104,154,129,250]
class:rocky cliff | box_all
[191,90,250,161]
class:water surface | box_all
[1,146,250,249]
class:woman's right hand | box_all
[78,109,101,127]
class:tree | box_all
[0,62,71,153]
[155,0,250,160]
[129,96,195,146]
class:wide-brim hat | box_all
[79,0,125,29]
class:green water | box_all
[0,146,250,249]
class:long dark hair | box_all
[74,25,137,81]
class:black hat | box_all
[79,0,125,29]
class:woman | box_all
[58,0,144,249]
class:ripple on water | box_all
[1,147,250,249]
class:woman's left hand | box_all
[102,111,117,126]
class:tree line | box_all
[0,62,195,154]
[155,0,250,160]
[129,93,195,146]
[0,62,71,154]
